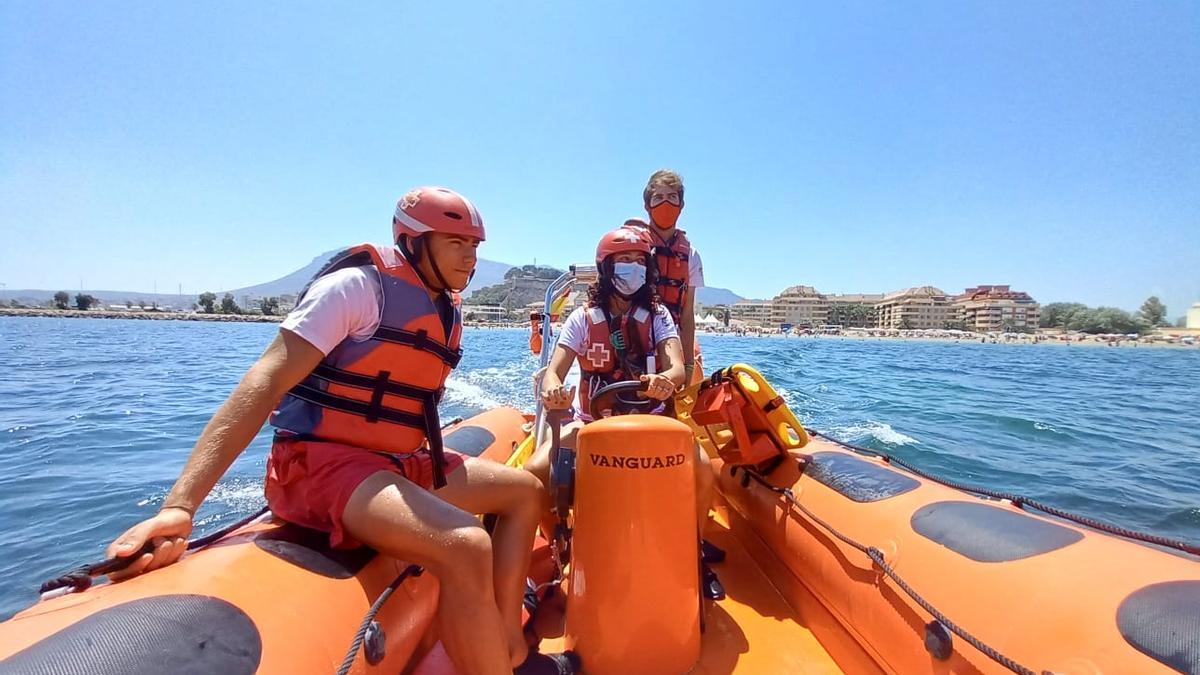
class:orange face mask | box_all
[649,203,681,229]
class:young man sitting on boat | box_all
[525,228,724,600]
[104,187,547,675]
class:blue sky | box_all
[2,2,1197,316]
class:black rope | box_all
[335,564,423,675]
[807,429,1200,556]
[38,506,270,597]
[737,468,1045,675]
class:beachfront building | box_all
[771,286,828,329]
[826,293,884,328]
[729,300,773,328]
[461,304,508,322]
[953,285,1040,332]
[1188,302,1200,329]
[875,286,954,330]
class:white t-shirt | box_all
[556,304,679,358]
[556,303,678,420]
[688,248,705,289]
[280,267,383,354]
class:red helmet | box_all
[595,228,651,266]
[392,186,486,243]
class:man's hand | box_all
[541,383,576,410]
[105,507,194,581]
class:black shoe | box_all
[514,649,582,675]
[701,539,726,564]
[702,562,726,601]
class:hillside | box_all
[226,250,513,299]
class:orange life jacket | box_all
[625,224,692,323]
[270,243,462,488]
[577,304,656,419]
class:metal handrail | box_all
[532,264,596,452]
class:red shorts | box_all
[264,438,466,549]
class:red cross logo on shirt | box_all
[585,342,612,370]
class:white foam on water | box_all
[834,421,920,446]
[442,375,504,410]
[205,478,267,516]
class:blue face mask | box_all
[611,261,647,296]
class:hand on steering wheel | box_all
[641,373,676,401]
[588,380,662,420]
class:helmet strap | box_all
[399,235,454,294]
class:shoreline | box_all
[0,307,284,324]
[4,312,1194,350]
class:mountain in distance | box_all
[1,253,746,307]
[225,250,513,299]
[695,286,745,306]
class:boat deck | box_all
[533,509,842,674]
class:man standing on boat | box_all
[624,169,726,577]
[104,187,546,675]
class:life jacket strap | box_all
[311,363,444,402]
[287,382,429,430]
[372,326,463,368]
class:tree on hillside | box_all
[1139,296,1167,326]
[220,293,241,315]
[197,292,217,313]
[504,265,564,280]
[74,294,98,311]
[1040,302,1088,328]
[53,291,69,310]
[260,297,280,316]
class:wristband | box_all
[161,503,196,518]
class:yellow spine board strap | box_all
[673,363,808,465]
[508,433,537,469]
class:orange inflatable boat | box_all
[2,361,1197,675]
[3,260,1199,675]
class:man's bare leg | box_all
[435,458,544,661]
[342,471,524,675]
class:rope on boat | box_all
[38,506,271,598]
[807,429,1200,557]
[736,468,1047,675]
[335,564,424,675]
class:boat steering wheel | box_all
[588,380,661,420]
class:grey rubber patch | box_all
[805,451,920,502]
[0,594,261,675]
[911,500,1083,562]
[443,425,496,457]
[1117,580,1200,674]
[254,523,376,578]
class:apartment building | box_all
[953,285,1040,332]
[771,285,828,328]
[825,293,884,328]
[728,300,773,327]
[875,286,954,329]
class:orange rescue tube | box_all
[529,312,543,354]
[565,415,700,675]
